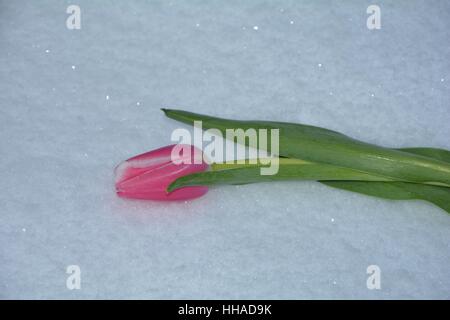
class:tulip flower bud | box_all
[115,144,208,201]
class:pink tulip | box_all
[115,144,208,201]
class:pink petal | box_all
[115,144,209,201]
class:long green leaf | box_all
[320,181,450,213]
[397,147,450,163]
[167,151,450,214]
[167,158,395,191]
[162,109,450,187]
[163,109,450,213]
[322,147,450,213]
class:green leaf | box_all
[162,109,450,187]
[167,158,395,191]
[163,109,450,213]
[167,156,450,214]
[320,181,450,213]
[322,147,450,213]
[397,147,450,163]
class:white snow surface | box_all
[0,0,449,299]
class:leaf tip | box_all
[166,180,179,193]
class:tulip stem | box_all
[208,158,450,187]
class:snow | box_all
[0,1,449,299]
